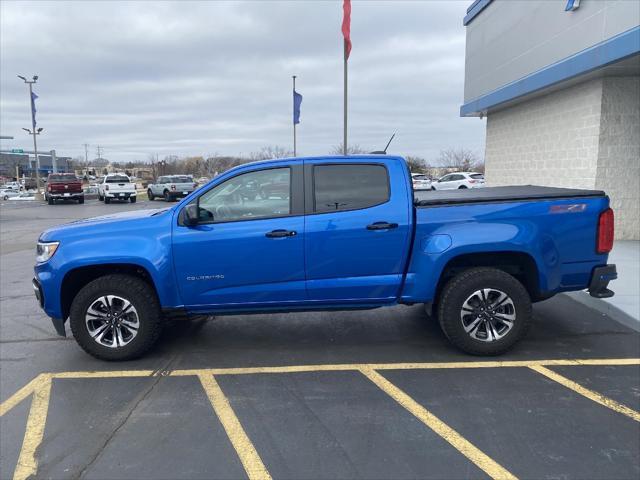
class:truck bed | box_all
[414,185,605,206]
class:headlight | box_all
[36,241,60,263]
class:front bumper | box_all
[588,264,617,298]
[32,276,66,336]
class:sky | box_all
[0,0,485,163]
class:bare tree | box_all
[249,145,292,161]
[330,142,367,155]
[436,148,481,171]
[405,155,427,173]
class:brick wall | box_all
[485,76,639,240]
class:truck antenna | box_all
[370,133,396,154]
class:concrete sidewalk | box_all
[567,240,640,331]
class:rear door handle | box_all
[265,229,297,238]
[366,222,398,230]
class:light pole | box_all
[18,75,43,199]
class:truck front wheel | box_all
[147,189,154,201]
[69,274,163,360]
[437,267,531,356]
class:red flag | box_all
[342,0,352,60]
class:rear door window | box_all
[470,174,484,180]
[313,164,389,213]
[106,175,130,183]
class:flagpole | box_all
[293,75,297,157]
[343,40,348,156]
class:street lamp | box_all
[18,74,43,199]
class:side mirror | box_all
[184,204,200,226]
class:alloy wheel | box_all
[85,295,140,348]
[460,288,516,342]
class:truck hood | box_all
[39,208,171,241]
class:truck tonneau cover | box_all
[415,185,605,206]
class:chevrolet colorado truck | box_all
[33,155,617,360]
[45,173,84,205]
[147,175,197,202]
[98,173,137,203]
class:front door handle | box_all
[265,229,297,238]
[366,222,398,230]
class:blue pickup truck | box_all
[33,155,617,360]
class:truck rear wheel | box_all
[437,267,531,355]
[164,190,171,202]
[130,196,136,203]
[104,197,111,204]
[48,197,54,205]
[78,197,84,204]
[69,274,163,361]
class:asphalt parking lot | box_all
[1,199,639,480]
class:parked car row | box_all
[411,171,485,191]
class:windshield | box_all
[49,174,77,182]
[170,176,192,183]
[106,175,130,183]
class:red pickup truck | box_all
[45,173,84,205]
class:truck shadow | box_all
[151,294,639,370]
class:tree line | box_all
[72,145,483,179]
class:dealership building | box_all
[462,0,639,239]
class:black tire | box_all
[48,197,54,205]
[147,190,154,201]
[3,195,8,201]
[69,274,163,361]
[431,186,436,191]
[130,196,136,203]
[164,191,171,202]
[104,197,111,204]
[78,197,84,204]
[437,267,531,356]
[458,185,468,189]
[98,194,103,201]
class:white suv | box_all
[411,173,432,190]
[432,172,485,190]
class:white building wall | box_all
[485,78,603,189]
[594,77,640,240]
[485,76,639,240]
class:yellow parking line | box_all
[35,358,640,380]
[0,374,44,417]
[360,367,517,480]
[198,374,272,480]
[52,369,156,379]
[530,366,640,422]
[13,375,52,480]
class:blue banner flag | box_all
[31,91,38,128]
[293,90,302,124]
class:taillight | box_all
[597,208,614,254]
[47,185,52,191]
[171,185,176,191]
[469,179,478,184]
